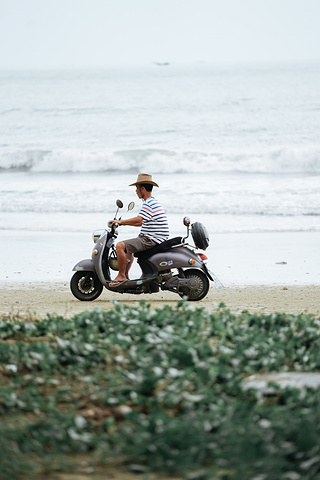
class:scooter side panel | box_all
[148,246,203,271]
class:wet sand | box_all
[1,230,320,318]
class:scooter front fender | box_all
[72,259,95,272]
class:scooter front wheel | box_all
[178,269,209,301]
[70,271,103,301]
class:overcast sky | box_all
[0,0,320,69]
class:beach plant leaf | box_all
[1,302,320,478]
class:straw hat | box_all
[129,173,159,187]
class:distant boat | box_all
[154,62,171,66]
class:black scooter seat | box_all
[134,236,183,260]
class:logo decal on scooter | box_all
[168,260,173,266]
[136,280,143,285]
[160,261,168,266]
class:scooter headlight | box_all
[92,229,105,243]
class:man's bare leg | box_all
[125,253,134,279]
[110,241,127,284]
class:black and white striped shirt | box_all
[139,197,169,244]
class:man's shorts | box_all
[124,235,158,254]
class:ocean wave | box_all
[1,146,320,174]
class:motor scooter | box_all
[70,200,223,302]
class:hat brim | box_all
[129,181,159,187]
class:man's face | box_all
[136,185,143,199]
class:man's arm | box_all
[117,216,143,227]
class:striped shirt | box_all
[138,196,169,244]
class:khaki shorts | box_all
[124,235,158,254]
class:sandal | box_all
[109,280,127,288]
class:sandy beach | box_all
[1,282,320,318]
[1,230,320,318]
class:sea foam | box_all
[1,146,319,174]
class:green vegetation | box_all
[1,301,320,479]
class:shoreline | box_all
[1,229,319,318]
[1,283,320,318]
[2,230,320,287]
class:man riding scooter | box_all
[71,182,217,301]
[108,173,169,287]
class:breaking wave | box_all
[1,146,320,174]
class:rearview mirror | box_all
[128,201,135,211]
[183,216,190,227]
[116,199,124,208]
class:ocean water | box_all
[1,62,320,237]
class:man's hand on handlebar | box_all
[108,220,121,228]
[108,216,143,229]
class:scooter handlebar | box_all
[107,221,120,235]
[108,220,119,227]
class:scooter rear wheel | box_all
[70,271,103,301]
[178,269,209,301]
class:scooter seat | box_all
[134,236,183,260]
